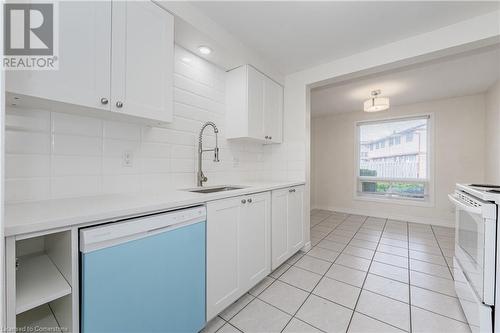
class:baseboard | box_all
[301,241,312,252]
[313,205,454,228]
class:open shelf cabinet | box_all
[5,229,79,332]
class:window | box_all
[389,138,394,146]
[380,141,385,148]
[357,115,430,201]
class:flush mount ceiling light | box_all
[198,46,212,55]
[364,89,390,112]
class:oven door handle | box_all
[448,194,482,215]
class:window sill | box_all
[354,194,434,207]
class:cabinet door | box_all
[264,79,283,144]
[247,66,266,140]
[288,186,305,252]
[206,198,242,320]
[111,1,173,123]
[6,1,111,110]
[240,192,271,290]
[271,189,289,270]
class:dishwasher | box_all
[79,206,206,333]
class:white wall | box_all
[283,11,498,245]
[311,94,486,226]
[4,46,275,203]
[485,80,500,184]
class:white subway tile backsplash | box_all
[53,134,101,156]
[102,157,141,175]
[6,154,50,178]
[103,139,141,156]
[6,107,50,132]
[103,121,141,141]
[102,174,142,194]
[6,131,51,154]
[171,159,195,173]
[141,157,171,174]
[52,112,102,136]
[52,155,101,176]
[140,142,171,158]
[6,178,51,202]
[51,176,101,198]
[4,45,291,203]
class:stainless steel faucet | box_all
[197,122,220,187]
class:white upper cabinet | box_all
[6,1,173,125]
[111,1,173,123]
[271,185,305,270]
[263,78,284,144]
[6,1,112,111]
[226,65,283,144]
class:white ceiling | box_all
[310,47,500,117]
[190,1,499,74]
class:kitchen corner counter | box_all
[5,181,305,237]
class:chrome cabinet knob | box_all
[247,198,252,203]
[100,97,109,105]
[116,101,123,108]
[265,136,269,139]
[269,136,272,140]
[241,199,246,204]
[289,188,296,193]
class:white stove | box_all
[458,183,500,204]
[450,183,500,333]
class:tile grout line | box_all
[279,213,354,333]
[430,225,455,278]
[212,212,457,333]
[224,211,344,332]
[345,216,388,332]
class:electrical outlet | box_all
[122,151,133,167]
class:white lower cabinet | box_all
[271,185,305,270]
[206,192,271,320]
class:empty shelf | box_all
[16,254,71,314]
[17,304,62,332]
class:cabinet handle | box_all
[100,97,109,105]
[241,199,246,204]
[247,198,252,203]
[269,136,272,140]
[289,188,296,193]
[265,136,269,139]
[116,101,123,108]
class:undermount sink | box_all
[185,186,246,194]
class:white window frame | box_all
[354,114,435,207]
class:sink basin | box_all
[185,186,246,194]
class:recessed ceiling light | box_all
[198,46,212,55]
[181,57,192,63]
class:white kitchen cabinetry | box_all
[206,192,271,320]
[6,1,173,125]
[6,1,112,111]
[271,185,305,270]
[110,1,173,123]
[226,65,283,144]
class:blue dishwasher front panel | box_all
[81,221,206,333]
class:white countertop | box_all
[5,181,305,237]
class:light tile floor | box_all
[202,210,470,333]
